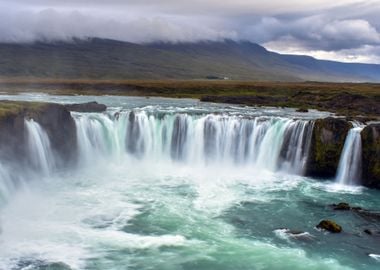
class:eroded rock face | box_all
[27,103,77,167]
[0,101,77,168]
[306,117,352,178]
[361,124,380,188]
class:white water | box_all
[73,111,314,174]
[25,119,55,175]
[1,96,378,270]
[0,163,18,204]
[336,124,364,186]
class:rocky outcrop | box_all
[306,117,352,177]
[65,101,107,112]
[361,124,380,188]
[0,101,77,167]
[332,202,351,211]
[316,220,342,233]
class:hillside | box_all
[0,38,379,82]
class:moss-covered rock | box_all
[361,124,380,188]
[306,117,352,177]
[316,220,342,233]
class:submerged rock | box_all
[296,108,309,113]
[316,220,342,233]
[64,101,107,112]
[361,124,380,188]
[332,202,351,211]
[306,117,352,178]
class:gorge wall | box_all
[0,101,379,190]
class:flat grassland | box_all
[0,79,379,120]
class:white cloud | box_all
[0,0,379,63]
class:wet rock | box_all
[0,101,77,167]
[65,101,107,112]
[332,202,351,211]
[306,117,352,177]
[316,220,342,233]
[296,108,309,113]
[361,124,380,188]
[354,209,380,222]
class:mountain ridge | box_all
[0,38,379,82]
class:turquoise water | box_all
[0,94,379,270]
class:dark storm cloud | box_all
[0,0,379,63]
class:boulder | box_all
[296,108,309,113]
[361,124,380,188]
[316,220,342,233]
[306,117,352,177]
[332,202,351,211]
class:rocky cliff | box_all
[361,124,380,188]
[0,101,379,189]
[306,117,352,178]
[0,101,77,168]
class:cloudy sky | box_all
[0,0,379,63]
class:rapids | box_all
[0,94,379,270]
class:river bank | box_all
[1,79,380,121]
[0,97,379,188]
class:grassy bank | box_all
[1,79,379,120]
[0,100,49,118]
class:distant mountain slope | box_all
[0,38,379,82]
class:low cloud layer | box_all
[0,0,379,63]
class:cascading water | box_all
[24,119,55,175]
[1,95,380,270]
[0,164,17,204]
[280,121,315,175]
[336,123,364,185]
[73,111,314,174]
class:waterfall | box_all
[0,163,17,204]
[336,124,364,186]
[73,111,314,174]
[25,119,55,175]
[280,121,314,175]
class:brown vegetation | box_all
[0,79,379,119]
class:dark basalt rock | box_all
[306,117,352,178]
[361,124,380,188]
[0,101,77,167]
[316,220,342,233]
[332,202,351,211]
[65,101,107,112]
[296,108,309,113]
